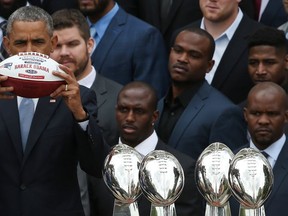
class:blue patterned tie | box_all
[19,98,34,151]
[90,24,100,47]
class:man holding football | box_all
[0,5,108,216]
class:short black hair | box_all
[172,26,215,60]
[248,27,287,52]
[52,9,90,41]
[118,81,158,111]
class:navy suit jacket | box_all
[90,7,170,98]
[156,81,248,160]
[88,139,205,216]
[230,139,288,216]
[90,74,122,146]
[186,14,264,104]
[0,86,109,216]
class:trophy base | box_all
[150,203,177,216]
[239,205,266,216]
[205,202,231,216]
[113,200,140,216]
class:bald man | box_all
[231,82,288,216]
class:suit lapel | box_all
[0,98,23,163]
[260,0,281,24]
[161,0,183,33]
[91,8,126,73]
[91,74,107,109]
[167,83,209,148]
[22,97,62,166]
[265,140,288,208]
[211,15,251,88]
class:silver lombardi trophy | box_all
[228,148,273,216]
[195,142,234,216]
[103,143,143,216]
[139,150,184,216]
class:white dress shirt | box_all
[250,134,286,168]
[201,9,243,84]
[119,130,158,156]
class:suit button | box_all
[20,184,26,190]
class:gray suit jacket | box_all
[90,74,122,146]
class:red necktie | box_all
[255,0,262,20]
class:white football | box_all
[0,52,66,98]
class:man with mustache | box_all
[156,27,248,160]
[50,9,123,216]
[230,82,288,216]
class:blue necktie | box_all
[19,98,34,151]
[90,24,100,48]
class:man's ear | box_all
[152,110,159,124]
[50,35,58,53]
[3,36,11,56]
[87,37,94,55]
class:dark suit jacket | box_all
[90,7,170,98]
[156,81,248,160]
[230,139,288,216]
[186,14,264,104]
[138,0,203,49]
[0,86,109,216]
[28,0,78,14]
[90,74,122,146]
[88,139,205,216]
[260,0,287,27]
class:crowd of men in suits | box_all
[0,0,288,216]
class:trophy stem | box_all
[205,202,231,216]
[239,205,266,216]
[150,203,177,216]
[113,199,140,216]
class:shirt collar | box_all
[200,8,243,41]
[87,3,119,40]
[250,134,286,163]
[77,66,96,89]
[119,130,158,156]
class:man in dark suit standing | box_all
[0,6,108,216]
[230,82,288,216]
[183,0,264,104]
[51,9,122,146]
[88,81,204,216]
[78,0,170,98]
[156,27,248,160]
[50,9,123,216]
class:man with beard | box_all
[156,27,248,160]
[51,9,122,146]
[77,0,170,98]
[230,82,288,216]
[50,9,122,216]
